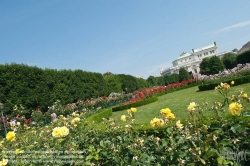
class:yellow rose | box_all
[71,117,81,125]
[6,131,15,141]
[131,107,137,113]
[166,113,175,119]
[243,93,248,99]
[231,80,234,85]
[71,112,76,117]
[176,120,183,129]
[0,159,8,166]
[127,109,132,117]
[121,115,126,122]
[52,126,69,138]
[150,118,164,127]
[188,102,196,112]
[229,102,242,116]
[223,83,230,89]
[160,108,171,116]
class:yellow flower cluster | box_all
[71,112,79,117]
[127,107,137,116]
[160,108,175,119]
[71,117,81,126]
[150,118,164,127]
[52,126,69,138]
[0,159,8,166]
[215,82,231,91]
[187,102,197,112]
[6,131,15,141]
[229,102,242,116]
[121,107,137,121]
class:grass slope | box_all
[110,83,250,125]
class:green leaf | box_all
[217,157,223,165]
[86,155,93,161]
[204,148,218,159]
[219,139,231,146]
[231,124,245,133]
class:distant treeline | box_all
[0,63,180,113]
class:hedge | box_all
[154,82,200,97]
[198,75,250,91]
[112,96,158,112]
[84,108,112,123]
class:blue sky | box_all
[1,0,250,79]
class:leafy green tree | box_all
[178,67,190,82]
[221,53,237,69]
[209,56,225,74]
[156,76,165,86]
[136,77,148,89]
[117,74,137,93]
[146,76,158,87]
[163,74,179,85]
[104,73,123,93]
[199,57,210,75]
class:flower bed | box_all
[0,82,249,165]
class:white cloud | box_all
[206,20,250,35]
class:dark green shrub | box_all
[237,50,250,64]
[198,75,250,91]
[112,96,158,112]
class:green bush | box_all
[198,75,250,91]
[112,96,158,112]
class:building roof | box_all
[176,52,191,60]
[242,41,250,48]
[193,43,216,53]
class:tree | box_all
[199,56,224,75]
[221,53,237,69]
[163,74,179,85]
[178,67,190,82]
[104,73,122,93]
[156,76,165,86]
[146,76,158,87]
[199,57,210,75]
[209,56,225,74]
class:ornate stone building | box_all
[160,42,219,78]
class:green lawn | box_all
[109,83,250,125]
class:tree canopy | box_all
[200,56,224,75]
[178,67,190,82]
[221,53,237,69]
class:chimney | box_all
[192,49,194,53]
[214,41,216,46]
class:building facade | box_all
[160,42,219,78]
